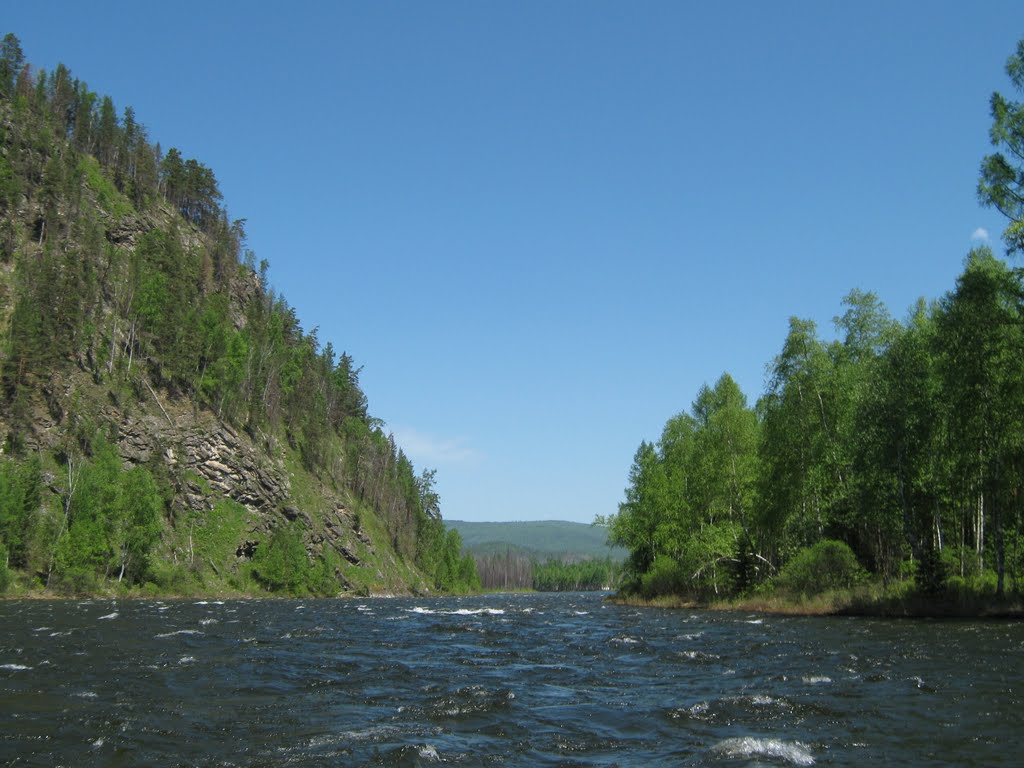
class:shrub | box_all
[775,539,866,596]
[915,545,946,595]
[252,523,310,594]
[188,499,250,578]
[640,555,688,597]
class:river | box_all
[1,592,1021,766]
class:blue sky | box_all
[8,2,1023,523]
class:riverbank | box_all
[608,583,1024,619]
[0,571,430,601]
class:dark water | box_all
[1,593,1021,766]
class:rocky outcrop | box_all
[111,409,289,515]
[4,367,412,594]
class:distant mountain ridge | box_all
[445,520,627,560]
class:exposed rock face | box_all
[114,412,289,513]
[6,368,408,595]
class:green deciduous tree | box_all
[851,300,942,581]
[609,441,669,582]
[935,248,1024,596]
[51,439,163,589]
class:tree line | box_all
[472,548,620,592]
[0,33,476,594]
[605,37,1024,603]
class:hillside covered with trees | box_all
[0,34,477,596]
[446,519,624,591]
[606,37,1024,612]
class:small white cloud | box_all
[971,227,990,242]
[391,427,479,466]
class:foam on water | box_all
[405,606,505,616]
[1,663,32,670]
[711,736,815,765]
[155,629,203,638]
[454,608,504,616]
[802,675,832,684]
[612,635,641,644]
[746,694,788,707]
[97,612,118,620]
[679,649,721,661]
[418,744,441,761]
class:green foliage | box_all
[251,523,315,595]
[613,258,1024,604]
[0,539,11,592]
[639,555,688,598]
[50,438,164,590]
[979,38,1024,253]
[307,546,342,596]
[774,540,866,597]
[417,515,480,592]
[0,151,21,221]
[79,154,131,219]
[610,373,758,596]
[915,544,947,596]
[0,32,477,598]
[533,557,620,592]
[0,34,25,98]
[0,453,41,567]
[187,499,251,579]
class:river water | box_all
[1,592,1021,766]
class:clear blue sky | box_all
[8,2,1023,523]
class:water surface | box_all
[1,593,1020,766]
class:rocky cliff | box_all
[0,38,478,595]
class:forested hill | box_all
[0,34,477,596]
[446,520,627,560]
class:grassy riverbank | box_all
[608,580,1024,619]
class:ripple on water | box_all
[2,593,1022,767]
[669,694,796,726]
[424,685,516,720]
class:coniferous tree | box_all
[979,38,1024,254]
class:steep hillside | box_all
[0,34,477,596]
